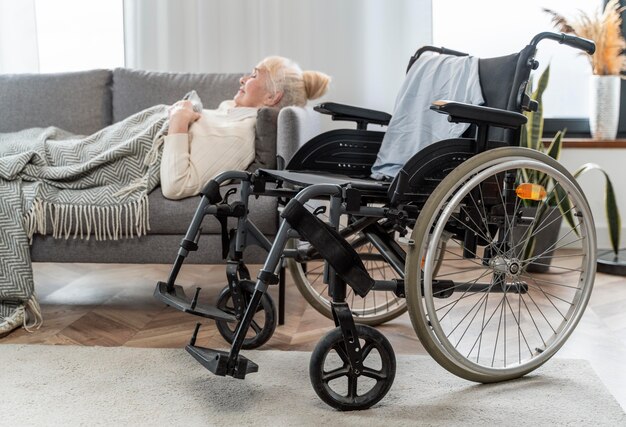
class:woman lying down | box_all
[162,56,331,199]
[0,56,330,338]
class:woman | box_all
[160,56,331,199]
[0,56,329,338]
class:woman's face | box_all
[233,67,274,107]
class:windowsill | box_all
[541,138,626,148]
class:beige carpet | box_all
[0,344,624,426]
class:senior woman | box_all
[0,56,329,338]
[161,56,331,200]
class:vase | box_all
[589,75,621,140]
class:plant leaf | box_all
[553,184,578,238]
[529,66,550,150]
[574,163,622,254]
[545,129,565,161]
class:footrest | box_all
[154,282,236,322]
[185,345,259,379]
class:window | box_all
[432,0,601,135]
[34,0,124,73]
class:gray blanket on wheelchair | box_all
[0,106,169,323]
[371,52,484,179]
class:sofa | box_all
[0,68,321,264]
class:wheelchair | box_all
[155,32,597,411]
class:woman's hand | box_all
[168,100,202,134]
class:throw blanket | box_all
[0,105,169,324]
[370,52,485,179]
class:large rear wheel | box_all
[288,226,407,326]
[406,147,596,383]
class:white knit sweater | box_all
[160,100,258,200]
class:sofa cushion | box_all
[112,68,242,122]
[30,234,270,264]
[147,187,277,235]
[0,69,112,135]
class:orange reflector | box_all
[516,183,547,201]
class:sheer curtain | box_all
[0,0,39,73]
[123,0,432,114]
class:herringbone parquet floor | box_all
[2,262,626,410]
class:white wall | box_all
[433,0,598,119]
[124,0,432,121]
[559,149,626,250]
[0,0,39,73]
[0,0,124,73]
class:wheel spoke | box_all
[361,367,387,381]
[361,341,375,360]
[322,366,349,382]
[348,375,358,398]
[250,320,262,334]
[333,343,351,365]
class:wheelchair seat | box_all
[258,169,390,192]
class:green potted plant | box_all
[520,65,621,270]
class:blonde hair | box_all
[257,56,331,108]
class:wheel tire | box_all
[309,324,396,411]
[406,147,596,383]
[215,280,277,350]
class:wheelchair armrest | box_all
[430,100,527,129]
[314,102,392,129]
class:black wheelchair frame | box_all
[155,32,597,411]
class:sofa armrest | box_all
[276,106,323,170]
[253,107,280,170]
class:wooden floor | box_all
[2,262,626,411]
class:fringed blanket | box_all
[0,105,169,326]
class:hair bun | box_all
[302,71,331,100]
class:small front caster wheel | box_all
[309,325,396,411]
[215,280,276,349]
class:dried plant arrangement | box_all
[544,0,626,75]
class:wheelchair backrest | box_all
[477,45,535,113]
[389,44,537,203]
[476,44,536,142]
[406,44,536,144]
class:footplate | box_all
[154,282,236,322]
[186,345,259,379]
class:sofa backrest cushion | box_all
[112,68,277,169]
[0,69,112,135]
[111,68,242,122]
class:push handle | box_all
[560,33,596,54]
[530,32,596,54]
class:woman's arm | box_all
[160,133,195,199]
[160,100,203,199]
[168,100,201,134]
[161,111,258,200]
[160,129,256,200]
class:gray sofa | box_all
[0,68,321,264]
